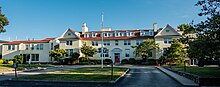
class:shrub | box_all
[8,60,14,64]
[91,60,101,64]
[121,59,129,64]
[0,59,4,64]
[14,55,23,64]
[147,59,156,65]
[104,59,112,64]
[129,58,136,64]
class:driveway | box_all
[0,66,185,87]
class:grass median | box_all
[163,66,220,77]
[15,67,128,81]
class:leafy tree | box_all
[14,55,23,64]
[133,39,159,62]
[80,43,97,60]
[165,39,187,64]
[49,49,66,62]
[69,52,80,63]
[187,0,220,60]
[0,7,9,33]
[178,24,195,35]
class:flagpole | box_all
[101,12,104,68]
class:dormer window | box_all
[68,33,71,36]
[140,31,150,36]
[129,32,134,36]
[92,32,96,38]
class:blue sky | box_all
[0,0,205,41]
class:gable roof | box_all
[155,24,181,37]
[59,28,80,40]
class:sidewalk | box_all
[156,67,199,87]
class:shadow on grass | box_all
[15,74,121,81]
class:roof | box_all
[80,30,154,40]
[3,38,55,45]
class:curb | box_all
[112,68,130,83]
[156,67,199,87]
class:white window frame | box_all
[103,40,110,46]
[125,49,130,57]
[164,38,173,44]
[124,40,131,45]
[66,40,72,45]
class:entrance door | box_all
[115,53,120,63]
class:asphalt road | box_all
[0,66,186,87]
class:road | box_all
[0,66,186,87]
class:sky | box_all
[0,0,206,41]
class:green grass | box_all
[0,64,56,72]
[163,66,220,77]
[15,67,128,81]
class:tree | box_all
[80,43,97,60]
[178,24,195,35]
[14,55,23,64]
[133,39,159,62]
[165,39,187,65]
[0,7,9,33]
[69,52,80,63]
[49,49,66,62]
[187,0,220,60]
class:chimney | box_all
[82,23,88,34]
[153,23,157,32]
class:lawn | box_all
[0,64,56,72]
[15,67,128,81]
[163,66,220,77]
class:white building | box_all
[1,23,182,64]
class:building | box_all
[1,23,182,64]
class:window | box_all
[166,30,170,32]
[136,40,143,45]
[115,40,119,46]
[66,49,73,57]
[124,40,131,45]
[125,49,130,57]
[99,48,109,57]
[164,38,173,44]
[51,43,53,50]
[25,44,29,50]
[31,54,39,61]
[68,33,71,36]
[92,41,98,46]
[40,44,44,50]
[66,41,72,45]
[103,41,110,46]
[8,45,15,50]
[31,44,34,50]
[36,44,40,50]
[130,32,135,36]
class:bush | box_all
[14,55,23,64]
[0,59,4,64]
[8,60,14,64]
[91,60,101,64]
[129,58,136,64]
[121,59,129,64]
[104,59,112,65]
[147,59,156,65]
